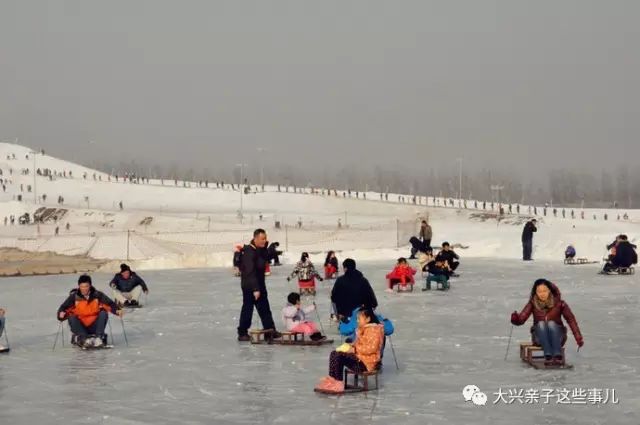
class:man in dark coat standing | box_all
[522,219,537,261]
[237,229,280,341]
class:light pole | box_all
[235,163,247,222]
[457,158,463,201]
[256,147,268,188]
[29,150,37,204]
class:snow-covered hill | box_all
[0,142,637,270]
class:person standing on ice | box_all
[110,264,149,307]
[521,219,537,261]
[0,307,7,352]
[237,229,280,341]
[419,220,432,249]
[510,279,583,366]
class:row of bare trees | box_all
[91,159,639,209]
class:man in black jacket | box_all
[237,229,280,341]
[109,263,149,307]
[604,234,638,272]
[435,242,460,276]
[330,258,378,319]
[522,219,537,261]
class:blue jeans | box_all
[534,321,562,357]
[0,316,4,338]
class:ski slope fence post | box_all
[285,225,289,252]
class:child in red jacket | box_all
[385,257,416,292]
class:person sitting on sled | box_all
[109,263,149,307]
[281,292,325,341]
[423,258,450,290]
[314,308,384,394]
[385,257,416,292]
[287,252,323,285]
[58,274,123,349]
[510,279,583,366]
[435,242,460,277]
[418,247,435,276]
[603,234,638,273]
[565,245,576,260]
[324,251,339,279]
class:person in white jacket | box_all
[281,293,325,341]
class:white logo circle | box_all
[472,391,488,406]
[462,385,480,402]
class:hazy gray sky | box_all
[1,1,639,176]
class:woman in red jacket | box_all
[511,279,584,366]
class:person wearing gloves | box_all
[510,279,583,366]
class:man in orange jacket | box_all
[58,275,123,348]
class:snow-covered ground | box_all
[0,259,637,424]
[0,142,638,271]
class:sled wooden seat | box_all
[344,368,380,392]
[249,329,277,344]
[423,275,449,291]
[519,342,566,365]
[280,331,305,344]
[396,282,414,293]
[298,279,317,296]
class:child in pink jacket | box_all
[282,293,325,341]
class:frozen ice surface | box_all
[0,259,638,424]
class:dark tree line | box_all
[91,159,640,209]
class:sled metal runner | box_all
[249,329,333,346]
[599,266,635,275]
[564,258,596,265]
